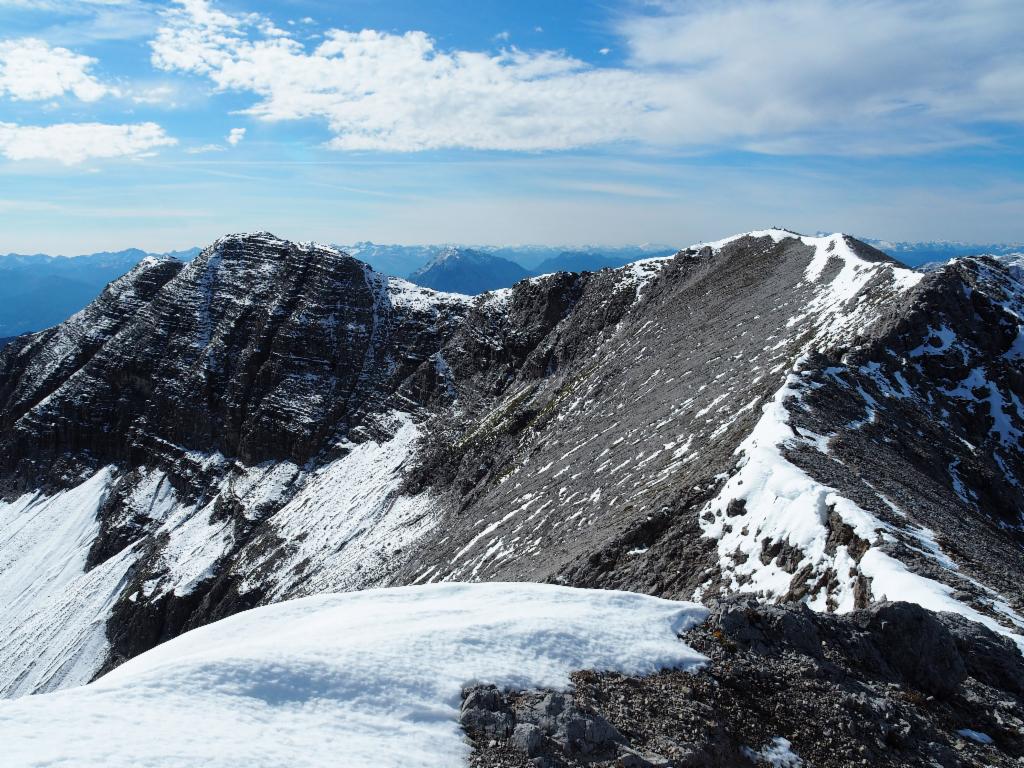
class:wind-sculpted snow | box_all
[0,583,706,767]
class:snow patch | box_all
[0,583,707,768]
[700,361,1024,651]
[387,276,471,312]
[743,737,804,767]
[957,728,994,745]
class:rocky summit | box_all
[0,229,1022,764]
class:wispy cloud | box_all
[185,143,224,154]
[149,1,658,152]
[147,0,1024,156]
[620,0,1024,154]
[0,0,133,8]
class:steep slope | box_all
[408,247,533,294]
[0,234,472,694]
[400,232,1024,642]
[0,229,1021,699]
[993,253,1024,281]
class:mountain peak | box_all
[408,247,532,294]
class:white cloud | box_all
[0,38,111,101]
[619,0,1024,153]
[0,122,177,163]
[185,143,224,154]
[226,127,245,145]
[151,2,656,152]
[149,0,1024,155]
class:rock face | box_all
[0,228,1022,699]
[464,596,1024,767]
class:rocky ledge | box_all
[463,597,1024,768]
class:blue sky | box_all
[0,0,1022,254]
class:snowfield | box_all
[0,582,707,768]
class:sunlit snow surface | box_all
[0,582,706,768]
[0,468,134,697]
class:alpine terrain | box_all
[1,229,1022,766]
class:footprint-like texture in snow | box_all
[0,582,707,767]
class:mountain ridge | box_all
[0,228,1022,702]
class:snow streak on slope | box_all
[0,469,133,697]
[0,407,440,696]
[243,413,440,599]
[0,583,707,768]
[701,364,1024,650]
[386,276,472,312]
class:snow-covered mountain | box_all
[1,229,1022,742]
[995,253,1024,281]
[407,246,533,294]
[337,241,454,279]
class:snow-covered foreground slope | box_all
[0,583,705,768]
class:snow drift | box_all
[0,582,707,768]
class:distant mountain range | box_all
[0,242,671,336]
[407,247,532,294]
[861,238,1024,266]
[403,245,676,294]
[338,241,676,280]
[3,237,1022,336]
[0,247,200,337]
